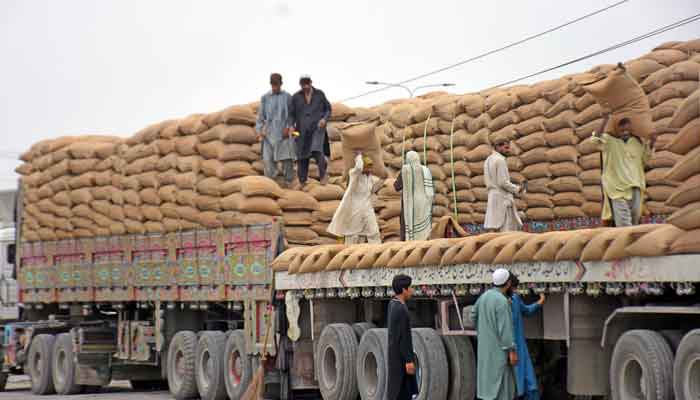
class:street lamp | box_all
[365,81,456,98]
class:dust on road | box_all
[0,376,172,400]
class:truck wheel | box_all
[441,335,476,400]
[356,328,387,400]
[610,330,674,400]
[352,322,377,341]
[27,334,56,395]
[673,329,700,400]
[412,328,448,400]
[315,323,359,400]
[52,333,84,395]
[167,331,198,400]
[196,331,227,400]
[224,330,253,400]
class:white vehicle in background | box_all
[0,190,18,321]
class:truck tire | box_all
[195,331,227,400]
[412,328,448,400]
[673,329,700,400]
[52,332,84,395]
[167,331,198,400]
[224,330,253,400]
[27,334,56,395]
[441,335,476,400]
[610,330,674,400]
[352,322,377,341]
[315,323,359,400]
[356,328,388,400]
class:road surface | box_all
[0,376,172,399]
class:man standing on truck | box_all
[289,74,332,186]
[386,274,418,400]
[327,153,382,244]
[484,138,523,232]
[394,150,434,241]
[255,73,298,189]
[471,268,517,400]
[508,273,546,400]
[592,117,655,226]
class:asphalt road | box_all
[0,376,172,400]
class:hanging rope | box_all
[449,118,458,219]
[422,112,432,165]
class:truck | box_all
[1,179,699,400]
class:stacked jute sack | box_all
[274,220,700,275]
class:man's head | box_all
[362,155,373,174]
[270,73,283,94]
[300,75,312,94]
[392,274,414,300]
[617,118,632,138]
[494,139,511,156]
[506,273,520,297]
[492,268,512,292]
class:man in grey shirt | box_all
[255,73,297,188]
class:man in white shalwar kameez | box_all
[327,154,382,245]
[484,139,523,232]
[395,151,434,241]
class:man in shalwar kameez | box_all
[471,268,518,400]
[289,75,332,186]
[484,139,523,232]
[255,73,297,188]
[327,154,382,245]
[508,274,546,400]
[393,151,434,241]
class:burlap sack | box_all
[285,227,319,244]
[472,232,529,264]
[512,232,559,263]
[647,151,681,169]
[221,176,283,198]
[583,185,603,202]
[522,163,551,180]
[515,131,546,152]
[666,202,700,230]
[533,231,579,262]
[669,228,700,254]
[624,224,684,257]
[140,188,161,205]
[646,201,678,215]
[526,207,554,221]
[666,146,700,182]
[544,128,579,147]
[195,177,222,196]
[668,89,699,130]
[649,81,699,108]
[221,193,282,215]
[552,192,585,207]
[579,153,602,170]
[550,162,581,177]
[194,195,221,212]
[667,174,700,208]
[197,211,222,228]
[646,185,675,202]
[601,224,661,261]
[175,190,197,207]
[157,153,178,172]
[666,118,700,155]
[174,172,198,190]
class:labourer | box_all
[484,138,524,232]
[592,116,656,226]
[386,274,418,400]
[470,268,517,400]
[393,150,434,241]
[327,153,382,244]
[508,273,546,400]
[288,74,332,186]
[255,73,298,189]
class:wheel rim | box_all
[687,355,700,398]
[363,352,379,396]
[172,349,184,389]
[199,348,212,392]
[55,348,67,386]
[321,345,338,390]
[229,350,242,386]
[621,357,646,399]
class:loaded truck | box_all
[0,182,698,400]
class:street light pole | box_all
[365,81,455,98]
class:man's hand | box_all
[257,132,266,142]
[405,362,416,375]
[537,293,546,305]
[509,350,518,366]
[282,127,291,138]
[318,118,327,129]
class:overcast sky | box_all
[1,0,698,190]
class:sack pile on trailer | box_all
[14,39,700,245]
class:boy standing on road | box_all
[386,274,418,400]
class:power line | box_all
[491,13,700,88]
[341,0,631,102]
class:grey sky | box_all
[1,0,698,190]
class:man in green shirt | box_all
[592,117,655,226]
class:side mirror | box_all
[6,244,15,265]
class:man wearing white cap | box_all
[470,268,517,400]
[289,74,332,186]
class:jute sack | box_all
[646,168,679,186]
[386,243,422,268]
[670,228,700,254]
[577,137,602,155]
[524,193,554,208]
[526,207,554,221]
[579,153,602,170]
[420,239,461,266]
[666,174,700,208]
[553,192,585,207]
[533,231,579,262]
[646,201,678,215]
[546,146,578,163]
[175,190,197,207]
[512,232,560,263]
[522,163,551,180]
[583,186,603,202]
[647,186,675,202]
[340,122,387,178]
[221,193,282,215]
[340,244,377,270]
[308,184,344,201]
[472,232,529,264]
[553,206,586,219]
[582,67,653,139]
[515,98,552,121]
[197,211,222,228]
[224,176,283,198]
[278,190,320,211]
[666,202,700,230]
[283,211,314,226]
[353,243,389,269]
[194,195,221,212]
[646,151,681,169]
[550,162,581,177]
[197,177,224,196]
[272,247,306,272]
[326,246,357,270]
[555,228,606,261]
[373,242,409,268]
[448,233,500,265]
[516,131,546,152]
[668,90,699,130]
[666,118,700,155]
[579,229,619,261]
[177,114,208,136]
[602,224,662,261]
[625,224,685,257]
[299,245,346,274]
[544,128,580,147]
[666,146,700,182]
[548,177,583,193]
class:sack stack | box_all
[376,179,402,242]
[308,183,344,243]
[279,190,320,246]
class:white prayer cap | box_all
[299,74,312,82]
[492,268,510,286]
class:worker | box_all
[470,268,518,400]
[592,117,655,226]
[255,73,298,189]
[484,138,523,232]
[288,74,332,186]
[327,153,382,245]
[386,274,418,400]
[508,273,546,400]
[393,150,434,241]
